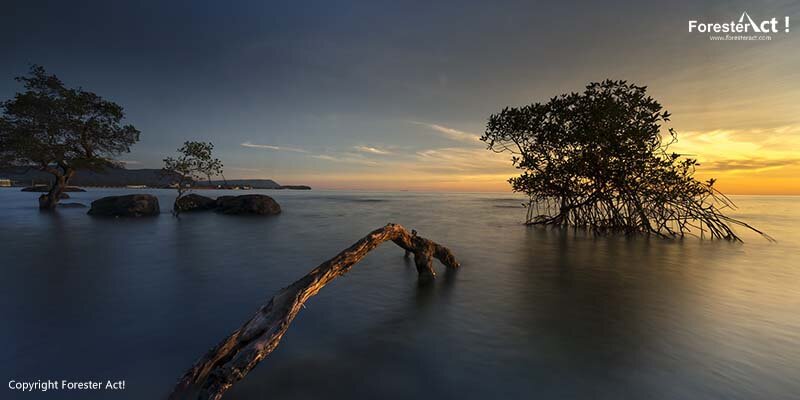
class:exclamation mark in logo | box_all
[786,16,790,32]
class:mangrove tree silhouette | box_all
[481,80,768,241]
[0,65,140,209]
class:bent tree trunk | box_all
[38,169,74,210]
[172,189,187,217]
[170,223,459,400]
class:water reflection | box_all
[0,189,798,399]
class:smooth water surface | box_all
[1,188,799,399]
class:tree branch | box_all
[169,223,459,400]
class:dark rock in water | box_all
[279,185,311,190]
[175,193,217,212]
[59,202,87,208]
[21,186,86,192]
[215,194,281,216]
[88,194,160,217]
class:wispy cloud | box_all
[410,121,481,144]
[311,154,378,166]
[700,158,800,172]
[413,147,513,174]
[353,145,391,155]
[240,142,308,153]
[670,124,800,176]
[118,160,140,165]
[678,124,800,152]
[227,166,262,172]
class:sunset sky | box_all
[1,0,799,193]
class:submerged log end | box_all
[433,243,460,269]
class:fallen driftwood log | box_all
[170,223,459,400]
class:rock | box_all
[22,186,86,192]
[215,194,281,216]
[59,202,87,208]
[21,186,49,192]
[175,193,217,212]
[278,185,311,190]
[88,194,160,217]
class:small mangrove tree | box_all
[481,80,768,241]
[162,141,223,216]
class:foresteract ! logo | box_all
[689,12,790,41]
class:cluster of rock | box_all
[85,193,281,217]
[176,193,281,215]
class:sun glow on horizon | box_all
[228,121,800,195]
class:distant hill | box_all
[0,167,179,187]
[0,167,310,190]
[202,179,280,189]
[192,180,310,190]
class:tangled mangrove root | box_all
[523,188,773,242]
[169,223,459,400]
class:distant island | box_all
[195,179,310,190]
[0,167,311,190]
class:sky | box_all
[1,0,799,193]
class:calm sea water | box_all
[1,188,799,399]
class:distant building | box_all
[0,179,11,187]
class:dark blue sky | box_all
[2,0,799,191]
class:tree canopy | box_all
[163,141,223,215]
[0,65,140,208]
[481,80,768,241]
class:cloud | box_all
[409,121,481,144]
[412,147,514,174]
[227,166,262,172]
[311,154,378,166]
[677,124,800,148]
[308,144,514,174]
[669,124,800,176]
[353,145,391,155]
[118,160,140,165]
[240,142,308,153]
[700,158,800,172]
